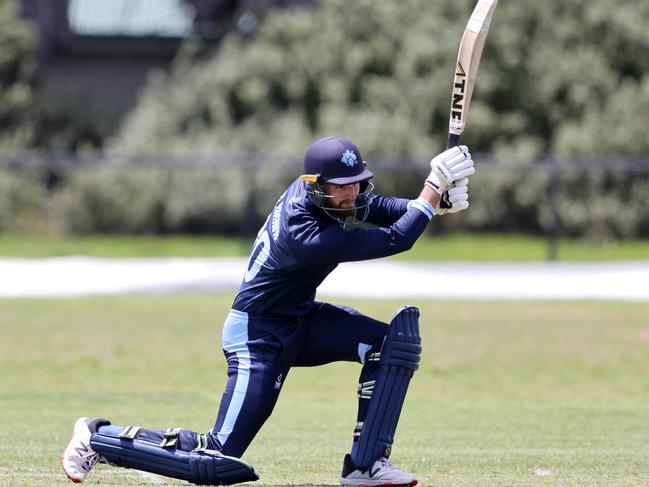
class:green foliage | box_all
[51,159,297,235]
[100,0,649,239]
[55,166,170,234]
[14,95,112,151]
[374,161,649,240]
[2,160,648,239]
[3,0,648,238]
[0,168,49,233]
[114,0,649,159]
[0,0,36,147]
[555,78,649,156]
[0,0,109,150]
[555,171,649,239]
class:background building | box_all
[20,0,314,124]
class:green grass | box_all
[404,233,649,261]
[0,234,251,258]
[2,295,649,486]
[0,233,648,260]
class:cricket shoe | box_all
[340,454,418,486]
[62,417,109,483]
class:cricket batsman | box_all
[62,136,474,486]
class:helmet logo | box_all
[341,150,358,167]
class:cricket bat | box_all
[447,0,499,149]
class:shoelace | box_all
[376,458,396,473]
[356,457,399,477]
[79,444,100,471]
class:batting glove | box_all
[437,177,470,215]
[426,145,475,195]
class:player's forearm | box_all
[419,185,441,209]
[294,200,433,264]
[346,198,435,261]
[344,211,430,261]
[365,195,411,226]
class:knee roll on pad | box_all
[351,306,422,470]
[90,428,258,485]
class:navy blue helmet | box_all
[301,136,375,223]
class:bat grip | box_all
[441,132,461,210]
[447,132,460,149]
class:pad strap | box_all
[118,426,142,440]
[160,428,182,448]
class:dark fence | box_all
[1,152,648,258]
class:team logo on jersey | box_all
[341,150,358,167]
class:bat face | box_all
[450,62,468,134]
[448,0,499,143]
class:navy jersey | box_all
[232,178,435,316]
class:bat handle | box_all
[440,132,461,209]
[447,132,460,149]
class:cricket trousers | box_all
[110,302,387,460]
[208,302,388,457]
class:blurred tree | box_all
[4,0,647,239]
[113,0,649,159]
[0,0,36,148]
[0,0,109,151]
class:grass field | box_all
[2,295,649,486]
[0,233,648,261]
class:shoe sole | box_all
[61,417,91,483]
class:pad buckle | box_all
[192,433,209,452]
[160,428,182,448]
[357,380,375,399]
[118,426,142,440]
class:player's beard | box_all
[327,199,355,218]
